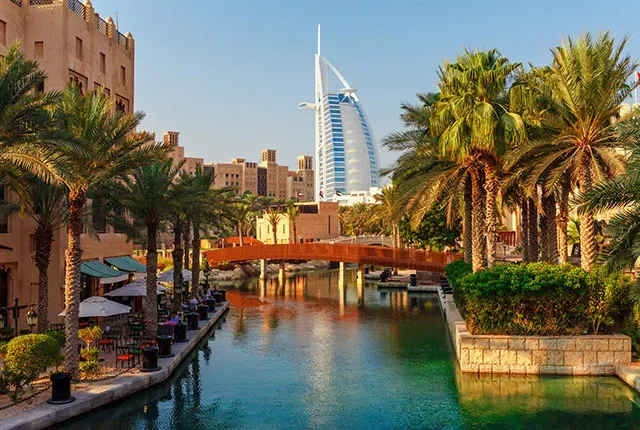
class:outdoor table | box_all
[174,322,188,342]
[186,312,199,330]
[157,335,173,358]
[198,304,209,321]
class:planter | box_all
[198,305,209,321]
[206,298,217,312]
[157,335,174,358]
[140,346,161,372]
[47,372,76,405]
[219,289,227,302]
[186,312,200,330]
[175,322,188,343]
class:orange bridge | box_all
[204,243,461,273]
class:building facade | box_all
[164,131,204,175]
[299,26,379,201]
[256,202,340,244]
[0,0,136,328]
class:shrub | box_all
[80,347,99,362]
[444,260,472,288]
[45,329,65,348]
[3,334,62,401]
[78,326,103,348]
[79,360,100,378]
[455,263,632,336]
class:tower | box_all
[299,25,379,201]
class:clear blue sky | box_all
[92,0,640,171]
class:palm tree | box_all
[234,193,258,246]
[515,32,635,271]
[266,210,281,245]
[372,185,404,248]
[431,49,526,269]
[285,201,300,244]
[0,42,65,181]
[106,161,183,338]
[0,176,66,333]
[52,85,167,379]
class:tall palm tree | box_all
[106,161,183,338]
[515,32,636,271]
[0,176,66,333]
[234,193,258,246]
[266,210,281,245]
[431,49,526,269]
[52,85,167,379]
[372,185,404,248]
[285,201,300,244]
[0,42,65,181]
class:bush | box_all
[444,260,472,288]
[455,263,632,336]
[78,326,103,348]
[3,334,62,401]
[45,329,65,348]
[79,360,100,378]
[80,347,99,362]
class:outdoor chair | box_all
[115,346,135,368]
[49,323,64,331]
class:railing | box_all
[67,0,85,19]
[96,16,108,36]
[204,244,462,273]
[29,0,53,4]
[497,231,517,247]
[9,0,21,7]
[116,31,128,49]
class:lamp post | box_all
[0,298,37,337]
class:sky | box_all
[91,0,640,172]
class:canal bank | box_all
[52,270,640,429]
[1,302,229,430]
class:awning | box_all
[81,260,129,285]
[104,256,146,275]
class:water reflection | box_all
[59,269,640,429]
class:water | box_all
[60,270,640,429]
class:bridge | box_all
[203,243,461,283]
[320,236,393,247]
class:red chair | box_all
[116,346,135,368]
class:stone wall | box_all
[442,293,632,376]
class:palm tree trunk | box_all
[34,225,53,333]
[539,191,549,263]
[145,222,159,338]
[471,168,486,272]
[191,219,201,298]
[558,179,570,264]
[183,218,191,270]
[521,198,530,262]
[484,164,498,268]
[64,190,86,381]
[292,221,297,244]
[545,193,558,264]
[464,177,473,264]
[238,221,244,246]
[272,224,277,245]
[579,163,597,271]
[172,217,183,313]
[527,197,539,262]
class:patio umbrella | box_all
[104,281,166,297]
[58,296,131,318]
[158,268,192,283]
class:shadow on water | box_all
[59,269,640,429]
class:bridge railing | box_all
[204,244,461,272]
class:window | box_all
[34,41,44,59]
[328,215,331,234]
[92,199,107,234]
[120,66,126,85]
[99,53,106,74]
[36,81,44,94]
[75,37,83,61]
[0,185,7,233]
[0,20,5,46]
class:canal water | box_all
[61,270,640,429]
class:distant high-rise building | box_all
[299,25,379,201]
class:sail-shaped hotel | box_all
[299,26,379,201]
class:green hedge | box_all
[453,263,632,336]
[444,260,472,288]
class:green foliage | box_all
[398,204,461,250]
[3,334,62,400]
[79,360,100,377]
[444,260,472,288]
[0,341,7,355]
[80,347,99,362]
[455,263,632,335]
[78,326,103,347]
[45,329,65,347]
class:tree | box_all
[431,49,526,269]
[398,203,461,251]
[266,210,281,245]
[286,201,300,244]
[52,85,166,379]
[106,161,183,338]
[0,43,65,181]
[372,185,405,248]
[233,193,258,246]
[515,32,635,271]
[0,176,66,333]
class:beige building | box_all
[164,131,204,175]
[0,0,138,329]
[208,150,314,199]
[256,202,340,244]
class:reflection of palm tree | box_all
[234,308,248,338]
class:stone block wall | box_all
[442,294,632,376]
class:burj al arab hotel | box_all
[299,26,379,201]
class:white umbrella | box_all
[58,296,131,318]
[158,268,192,283]
[104,281,166,297]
